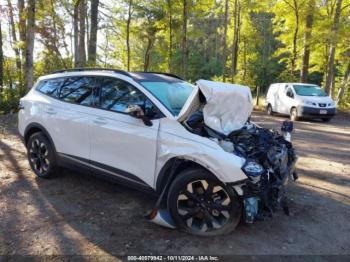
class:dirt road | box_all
[0,111,349,257]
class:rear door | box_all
[49,76,97,161]
[89,77,162,188]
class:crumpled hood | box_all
[195,80,253,135]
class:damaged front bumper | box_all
[231,152,297,224]
[227,121,298,224]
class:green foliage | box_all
[0,88,20,114]
[247,12,287,92]
[0,0,350,107]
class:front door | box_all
[89,77,162,188]
[283,86,296,115]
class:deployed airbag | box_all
[196,80,253,135]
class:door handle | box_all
[93,117,107,125]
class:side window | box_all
[97,78,162,118]
[59,77,96,106]
[37,79,64,98]
[286,87,294,98]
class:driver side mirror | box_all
[125,105,153,126]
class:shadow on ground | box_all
[0,112,349,256]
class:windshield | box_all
[293,85,327,97]
[140,81,194,116]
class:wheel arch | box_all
[24,123,56,152]
[156,157,215,194]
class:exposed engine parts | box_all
[185,111,297,223]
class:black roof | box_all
[52,68,183,82]
[130,72,183,83]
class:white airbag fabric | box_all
[196,79,253,135]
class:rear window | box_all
[59,77,96,105]
[37,79,64,98]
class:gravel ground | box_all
[0,111,349,259]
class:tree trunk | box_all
[86,7,90,47]
[181,0,188,79]
[18,0,26,42]
[231,0,240,82]
[74,1,79,67]
[242,37,247,79]
[336,60,350,104]
[18,0,26,59]
[291,0,299,75]
[144,36,154,72]
[126,0,132,71]
[300,0,315,82]
[24,0,35,90]
[0,21,3,90]
[18,0,26,85]
[74,0,86,67]
[222,0,229,81]
[50,0,67,68]
[256,85,260,106]
[167,0,173,72]
[78,0,86,67]
[7,0,22,86]
[324,0,343,95]
[88,0,99,66]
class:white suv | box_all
[19,69,297,235]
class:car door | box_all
[89,77,162,188]
[48,76,97,161]
[275,84,286,113]
[283,86,296,115]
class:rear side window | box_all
[59,77,96,106]
[37,79,63,98]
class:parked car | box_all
[266,83,336,122]
[18,69,297,235]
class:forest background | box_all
[0,0,349,113]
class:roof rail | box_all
[52,68,132,78]
[133,71,183,80]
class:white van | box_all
[266,83,336,122]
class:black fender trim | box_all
[156,158,210,194]
[57,153,156,194]
[24,122,57,153]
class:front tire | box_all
[167,168,242,236]
[322,118,331,122]
[290,107,299,121]
[27,132,57,178]
[267,104,273,115]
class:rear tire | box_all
[167,168,241,236]
[290,108,299,121]
[267,104,273,115]
[27,132,57,178]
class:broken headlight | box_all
[242,161,264,183]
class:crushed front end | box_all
[183,80,298,224]
[229,121,297,223]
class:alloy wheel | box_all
[176,179,231,233]
[29,139,50,175]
